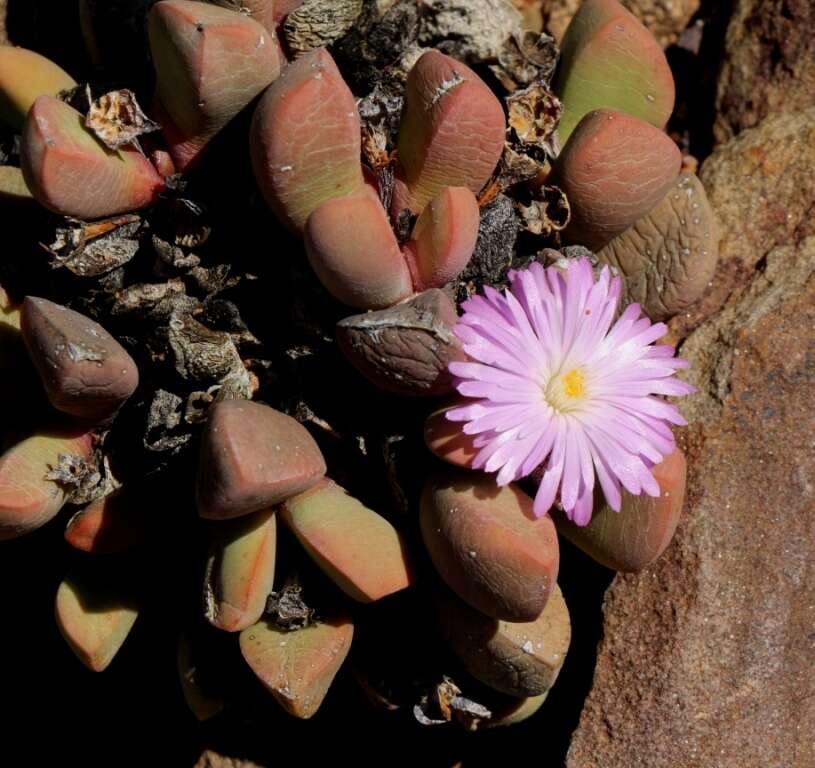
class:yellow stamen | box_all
[563,368,584,398]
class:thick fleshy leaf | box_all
[420,472,559,621]
[403,186,480,291]
[0,46,76,131]
[482,694,548,729]
[281,479,415,603]
[65,488,147,554]
[55,565,139,672]
[395,50,505,215]
[203,507,276,632]
[0,287,37,404]
[423,399,479,469]
[336,289,464,396]
[550,109,681,250]
[555,448,686,571]
[436,583,571,697]
[0,166,35,205]
[251,47,365,231]
[240,616,353,718]
[0,428,94,540]
[304,187,413,309]
[149,0,281,171]
[21,296,139,422]
[197,400,326,520]
[598,174,719,320]
[21,96,165,219]
[177,630,226,721]
[553,0,675,142]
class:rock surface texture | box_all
[714,0,815,143]
[566,108,815,767]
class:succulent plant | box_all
[65,487,148,553]
[0,0,717,745]
[148,0,282,171]
[21,296,140,422]
[0,46,77,131]
[251,46,499,309]
[553,0,675,142]
[20,96,166,219]
[55,564,140,672]
[420,472,560,621]
[196,399,326,519]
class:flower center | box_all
[545,367,586,412]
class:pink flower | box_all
[446,257,694,526]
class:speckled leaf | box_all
[436,583,571,697]
[196,400,326,519]
[403,186,480,291]
[420,472,559,621]
[21,296,139,422]
[55,565,139,672]
[65,487,147,553]
[423,399,479,469]
[0,166,35,205]
[598,174,719,320]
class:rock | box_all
[280,479,414,603]
[194,753,263,768]
[566,109,815,767]
[420,472,559,621]
[543,0,699,48]
[673,108,815,339]
[240,616,354,718]
[21,296,139,423]
[436,584,571,697]
[418,0,523,64]
[336,289,464,396]
[598,174,719,321]
[196,400,326,520]
[715,0,815,143]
